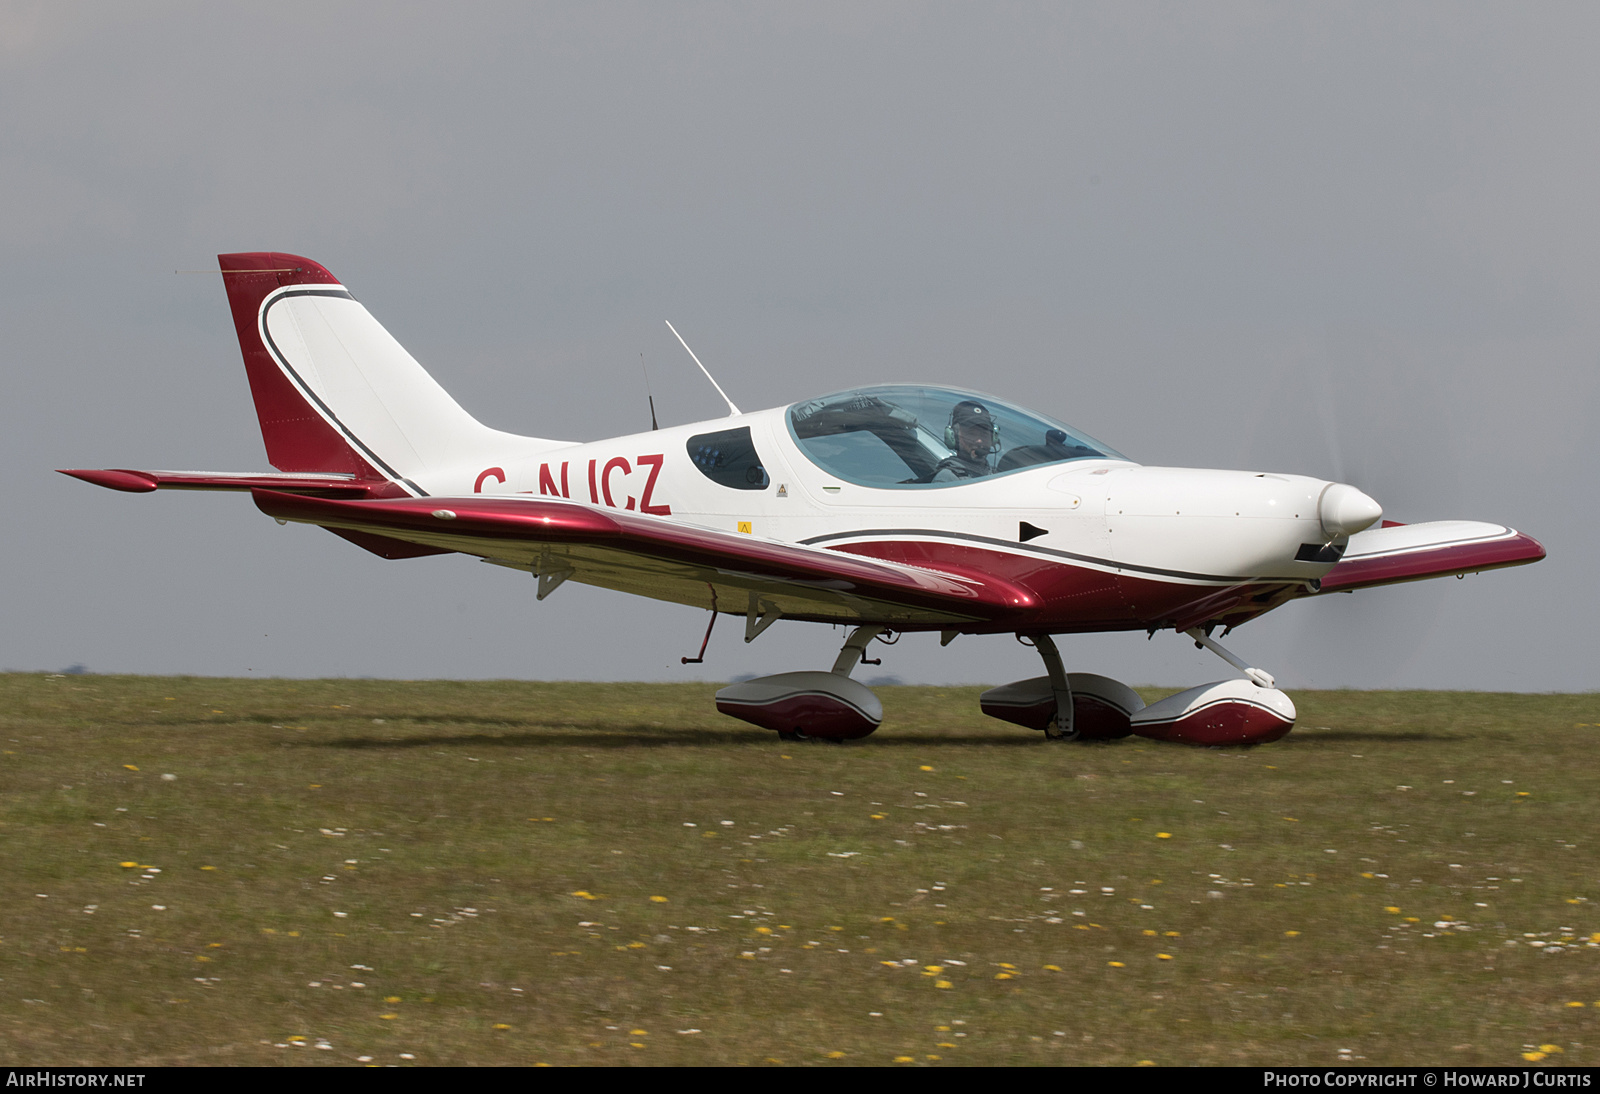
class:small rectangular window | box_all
[687,427,770,490]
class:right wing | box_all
[250,490,1039,627]
[1176,519,1545,632]
[1313,520,1545,594]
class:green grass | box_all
[1,674,1596,1067]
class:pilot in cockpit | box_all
[932,399,1000,482]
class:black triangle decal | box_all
[1019,521,1049,543]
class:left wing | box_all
[250,490,1039,627]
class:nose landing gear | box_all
[1129,628,1295,745]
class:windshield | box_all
[786,385,1125,488]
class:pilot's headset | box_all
[944,400,1000,454]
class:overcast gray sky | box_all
[3,2,1593,692]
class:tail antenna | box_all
[640,353,659,431]
[664,320,741,416]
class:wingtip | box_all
[58,468,159,493]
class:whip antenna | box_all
[640,353,659,431]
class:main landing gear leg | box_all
[831,625,886,678]
[1027,633,1077,741]
[1183,627,1276,689]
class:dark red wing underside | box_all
[249,490,1040,625]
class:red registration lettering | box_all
[602,456,634,510]
[636,454,671,515]
[475,467,506,493]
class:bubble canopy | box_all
[785,385,1126,489]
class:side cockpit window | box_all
[687,427,770,490]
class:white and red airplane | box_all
[62,252,1546,746]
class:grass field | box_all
[1,673,1596,1067]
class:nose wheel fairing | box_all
[1129,680,1296,745]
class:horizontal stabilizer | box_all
[59,468,386,498]
[1314,521,1545,593]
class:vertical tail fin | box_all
[219,253,372,477]
[218,252,563,495]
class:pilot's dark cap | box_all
[951,400,994,427]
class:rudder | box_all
[219,253,373,478]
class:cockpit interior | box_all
[785,385,1124,488]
